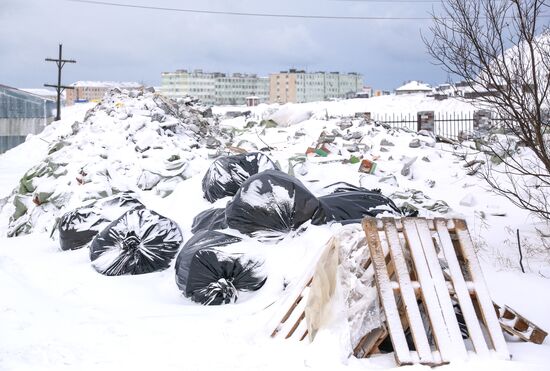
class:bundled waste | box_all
[175,230,266,305]
[2,88,228,237]
[201,152,280,202]
[313,188,402,225]
[90,208,183,276]
[225,170,321,239]
[58,192,143,251]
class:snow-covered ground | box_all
[1,94,549,371]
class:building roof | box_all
[0,84,55,102]
[70,81,143,88]
[395,80,432,92]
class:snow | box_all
[395,80,433,93]
[0,93,549,370]
[70,81,143,89]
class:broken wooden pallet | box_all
[363,217,510,366]
[269,236,338,341]
[494,303,548,345]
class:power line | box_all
[67,0,438,20]
[68,0,550,21]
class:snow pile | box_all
[0,88,226,237]
[0,94,549,370]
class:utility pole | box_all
[45,44,76,121]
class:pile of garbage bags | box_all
[51,150,405,307]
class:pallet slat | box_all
[435,218,489,355]
[402,218,453,363]
[452,219,510,359]
[414,219,468,360]
[383,218,434,365]
[363,218,413,365]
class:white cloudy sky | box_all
[1,0,450,90]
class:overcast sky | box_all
[1,0,450,91]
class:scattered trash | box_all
[401,156,417,177]
[359,159,377,174]
[409,139,421,148]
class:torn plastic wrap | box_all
[90,208,183,275]
[202,152,280,203]
[225,170,320,239]
[313,190,402,225]
[191,207,227,234]
[175,230,267,305]
[58,192,144,251]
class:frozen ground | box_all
[1,95,549,371]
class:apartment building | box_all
[160,69,269,106]
[269,69,363,104]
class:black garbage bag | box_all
[90,208,183,275]
[225,170,320,239]
[319,182,370,195]
[191,208,227,234]
[58,207,110,251]
[58,192,144,251]
[312,190,402,224]
[202,152,280,203]
[175,230,266,305]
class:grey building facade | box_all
[0,84,56,153]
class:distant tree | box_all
[424,0,550,220]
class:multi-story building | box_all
[160,69,269,106]
[269,69,363,104]
[65,81,143,105]
[0,84,56,153]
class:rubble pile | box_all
[1,88,229,237]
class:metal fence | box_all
[370,111,491,140]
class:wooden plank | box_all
[402,218,453,363]
[415,219,468,360]
[275,286,309,339]
[382,218,435,365]
[452,219,510,359]
[363,218,413,365]
[434,218,489,356]
[354,326,388,358]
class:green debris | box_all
[349,155,361,164]
[315,148,328,157]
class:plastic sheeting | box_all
[90,208,183,276]
[175,230,266,305]
[58,208,109,251]
[191,207,227,234]
[202,152,280,203]
[313,189,402,225]
[225,170,320,239]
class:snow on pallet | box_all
[363,217,510,366]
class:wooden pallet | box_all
[494,303,548,345]
[270,236,337,341]
[363,217,510,366]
